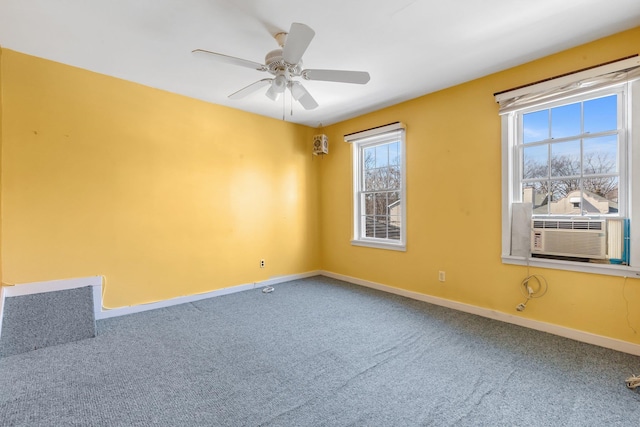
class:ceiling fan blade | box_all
[229,79,272,99]
[289,82,319,110]
[192,49,265,71]
[282,23,315,65]
[303,69,370,84]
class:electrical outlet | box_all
[260,259,265,268]
[438,271,446,282]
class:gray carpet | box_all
[1,276,639,426]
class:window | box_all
[520,91,621,217]
[345,122,406,251]
[497,56,640,277]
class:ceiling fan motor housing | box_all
[265,49,302,76]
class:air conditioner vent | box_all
[532,219,602,231]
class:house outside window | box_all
[345,122,406,251]
[497,56,640,277]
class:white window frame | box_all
[346,122,406,251]
[498,57,640,278]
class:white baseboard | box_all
[96,282,257,319]
[0,271,321,325]
[320,270,640,356]
[96,270,321,319]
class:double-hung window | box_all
[520,90,622,217]
[498,56,640,276]
[346,122,406,251]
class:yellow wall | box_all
[0,49,320,308]
[2,27,640,345]
[319,27,640,343]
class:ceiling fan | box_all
[192,23,370,110]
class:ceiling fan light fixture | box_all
[265,84,280,101]
[266,74,287,101]
[273,74,287,92]
[289,81,319,110]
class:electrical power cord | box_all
[626,374,640,389]
[623,276,640,390]
[621,276,637,334]
[516,274,548,312]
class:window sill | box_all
[502,255,640,278]
[351,239,406,252]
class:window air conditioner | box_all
[531,219,606,259]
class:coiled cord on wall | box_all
[516,274,548,312]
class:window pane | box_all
[364,169,374,191]
[386,165,398,189]
[365,215,388,239]
[388,191,400,206]
[374,216,388,238]
[551,102,581,138]
[388,220,401,240]
[523,110,549,143]
[523,182,550,215]
[389,193,401,235]
[374,192,388,215]
[375,144,389,168]
[550,179,579,203]
[363,147,375,171]
[389,210,401,224]
[364,193,374,215]
[365,168,387,191]
[364,215,375,238]
[523,145,548,179]
[381,167,391,189]
[551,140,580,178]
[584,177,618,207]
[389,142,400,166]
[584,95,617,134]
[583,136,617,175]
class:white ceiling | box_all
[1,0,639,127]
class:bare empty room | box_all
[1,1,640,425]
